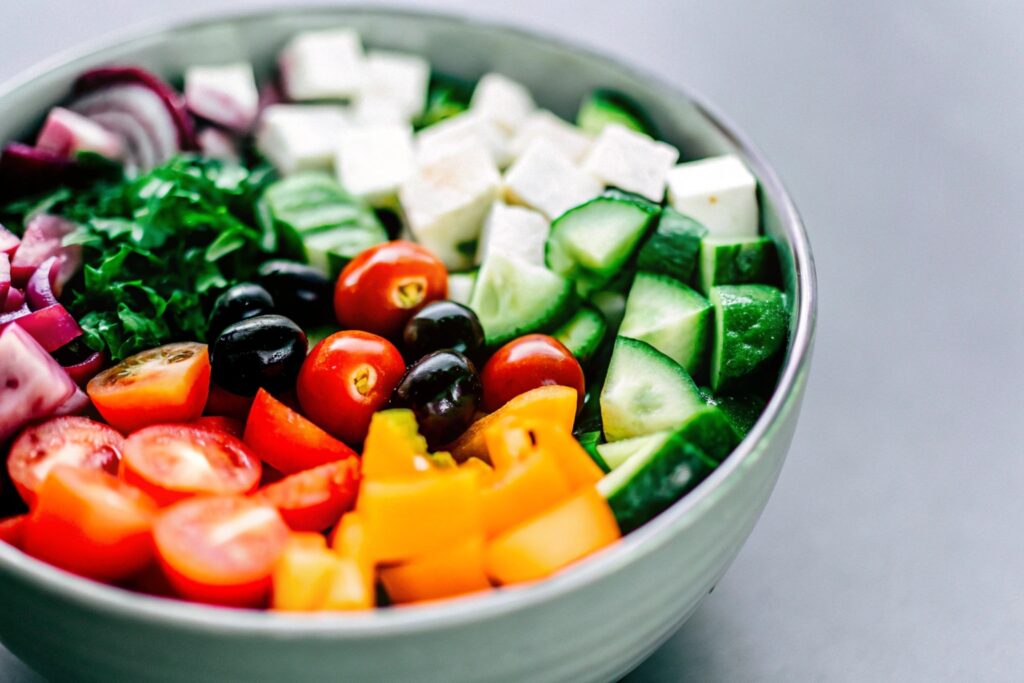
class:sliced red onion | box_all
[63,349,105,387]
[10,214,81,288]
[0,324,77,443]
[1,304,82,352]
[0,304,28,325]
[185,63,259,133]
[53,386,91,416]
[35,107,124,161]
[0,224,18,257]
[0,143,97,200]
[70,86,179,172]
[196,127,241,162]
[0,254,9,311]
[26,255,60,309]
[3,288,24,313]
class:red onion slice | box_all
[63,349,106,387]
[0,143,98,200]
[53,386,91,417]
[9,214,81,288]
[0,224,18,257]
[35,107,124,161]
[1,304,83,352]
[71,85,178,172]
[0,324,77,442]
[26,255,61,309]
[0,254,9,311]
[196,127,241,162]
[3,288,24,313]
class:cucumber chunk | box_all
[636,208,707,284]
[468,253,576,347]
[577,88,657,138]
[546,192,659,294]
[699,236,777,294]
[596,406,735,532]
[701,389,767,440]
[619,273,712,376]
[576,430,610,473]
[600,337,706,441]
[447,270,477,307]
[709,284,787,391]
[589,290,627,332]
[552,305,608,365]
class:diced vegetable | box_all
[447,271,477,306]
[619,273,712,376]
[709,284,788,391]
[480,333,585,413]
[380,535,491,603]
[35,107,124,161]
[9,214,80,288]
[0,324,77,443]
[361,409,432,480]
[576,88,657,137]
[256,459,360,532]
[698,236,778,293]
[271,533,341,611]
[552,304,609,365]
[635,208,707,283]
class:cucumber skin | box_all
[700,236,778,293]
[637,208,708,284]
[577,88,659,138]
[702,389,768,439]
[710,285,788,391]
[552,305,608,365]
[576,430,610,473]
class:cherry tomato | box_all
[0,515,27,549]
[244,389,358,474]
[22,466,157,582]
[481,334,585,413]
[334,241,447,339]
[193,416,245,439]
[203,382,255,421]
[255,459,360,532]
[120,424,263,507]
[7,417,123,508]
[297,331,406,444]
[154,496,289,607]
[87,342,211,433]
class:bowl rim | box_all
[0,5,817,637]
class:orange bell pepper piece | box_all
[485,487,621,586]
[479,449,573,537]
[321,556,374,611]
[460,457,495,483]
[361,410,433,480]
[379,535,492,604]
[523,419,604,489]
[271,533,339,612]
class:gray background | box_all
[1,1,1022,680]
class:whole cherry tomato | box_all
[297,331,406,444]
[334,241,447,339]
[481,334,585,413]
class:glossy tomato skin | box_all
[192,416,245,438]
[255,459,360,532]
[481,334,586,413]
[244,389,357,474]
[7,417,123,508]
[22,466,157,582]
[334,241,447,339]
[297,331,406,445]
[0,515,27,549]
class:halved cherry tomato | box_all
[87,342,211,433]
[481,334,585,413]
[120,424,262,507]
[297,331,406,444]
[334,241,447,339]
[244,389,357,474]
[22,466,157,582]
[255,459,360,532]
[203,382,255,421]
[193,416,245,439]
[7,417,123,508]
[154,496,289,607]
[0,515,27,548]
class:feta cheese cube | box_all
[509,110,593,163]
[351,93,408,125]
[363,50,430,120]
[184,62,259,132]
[279,29,366,101]
[257,104,348,175]
[665,155,760,238]
[476,202,550,266]
[336,124,415,205]
[503,142,603,220]
[399,146,501,270]
[470,73,536,134]
[416,112,511,167]
[582,123,679,201]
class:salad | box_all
[0,27,789,611]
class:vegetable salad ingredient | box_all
[481,334,585,413]
[392,350,482,448]
[210,314,308,396]
[402,300,485,363]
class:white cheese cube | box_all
[350,94,408,125]
[363,50,430,120]
[257,104,348,175]
[416,112,511,167]
[399,146,501,270]
[665,155,760,238]
[336,124,415,205]
[279,29,366,101]
[184,62,259,132]
[503,142,603,220]
[582,123,680,201]
[509,110,593,163]
[470,73,536,134]
[476,202,550,266]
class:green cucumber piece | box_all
[709,285,788,391]
[302,224,390,276]
[468,253,576,347]
[413,72,473,130]
[702,389,768,440]
[636,208,707,284]
[600,337,706,441]
[447,270,477,307]
[576,430,610,473]
[552,305,608,365]
[577,88,658,137]
[699,236,777,294]
[589,290,627,332]
[595,434,653,471]
[618,273,712,376]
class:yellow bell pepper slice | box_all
[379,535,492,604]
[361,409,432,480]
[271,533,341,612]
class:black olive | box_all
[257,260,333,326]
[211,314,308,396]
[391,350,482,448]
[403,301,485,363]
[208,283,275,340]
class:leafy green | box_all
[413,72,474,130]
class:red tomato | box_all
[0,515,27,549]
[154,496,289,607]
[244,389,357,474]
[120,424,262,507]
[481,334,585,413]
[7,417,123,508]
[203,382,255,421]
[22,466,157,582]
[297,331,406,444]
[255,459,360,532]
[87,342,211,433]
[334,241,447,339]
[193,416,245,439]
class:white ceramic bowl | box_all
[0,8,817,682]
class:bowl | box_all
[0,8,817,683]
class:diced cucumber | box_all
[619,273,712,377]
[701,389,767,440]
[302,224,390,276]
[699,236,777,294]
[546,192,659,294]
[576,430,610,473]
[577,88,657,138]
[636,208,707,284]
[589,290,627,332]
[447,270,477,306]
[468,253,576,347]
[600,336,706,441]
[595,433,655,471]
[552,305,608,365]
[709,284,788,391]
[413,72,473,130]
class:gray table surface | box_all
[1,1,1021,680]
